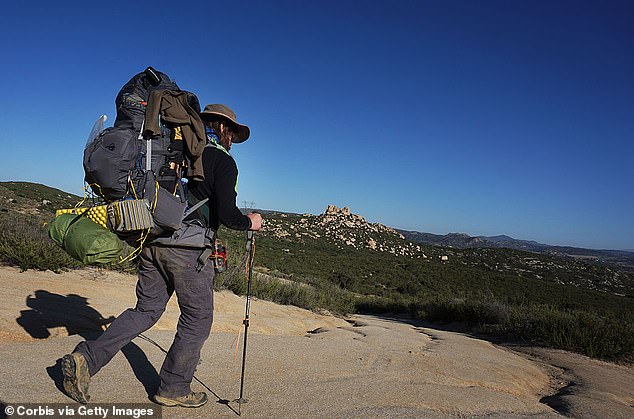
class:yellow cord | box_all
[118,227,150,264]
[152,181,159,212]
[86,183,104,201]
[75,186,88,209]
[118,179,159,264]
[128,175,139,200]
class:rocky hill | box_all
[266,204,423,257]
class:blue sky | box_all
[1,0,632,250]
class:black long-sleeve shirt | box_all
[189,146,251,231]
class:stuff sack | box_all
[49,214,124,265]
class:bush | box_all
[359,293,634,363]
[0,214,82,272]
[501,303,634,363]
[457,298,632,362]
[215,266,354,315]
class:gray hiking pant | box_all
[74,245,214,397]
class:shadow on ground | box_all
[16,290,160,400]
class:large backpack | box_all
[83,67,202,239]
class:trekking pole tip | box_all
[234,397,248,416]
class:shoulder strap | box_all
[206,140,231,156]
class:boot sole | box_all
[154,394,207,408]
[61,354,90,404]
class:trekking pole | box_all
[236,230,255,415]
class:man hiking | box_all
[61,104,263,408]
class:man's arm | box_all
[213,154,256,230]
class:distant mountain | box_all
[398,229,634,271]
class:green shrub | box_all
[215,267,354,315]
[500,303,633,363]
[0,214,82,272]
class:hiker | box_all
[61,104,263,408]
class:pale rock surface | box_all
[0,267,631,418]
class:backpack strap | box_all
[196,246,214,272]
[140,119,152,171]
[183,197,209,220]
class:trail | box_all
[0,267,631,418]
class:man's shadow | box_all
[16,290,160,399]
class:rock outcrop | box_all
[264,204,423,257]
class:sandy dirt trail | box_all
[0,267,631,418]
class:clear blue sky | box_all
[1,0,632,250]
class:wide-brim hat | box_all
[200,104,250,143]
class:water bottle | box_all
[86,114,108,147]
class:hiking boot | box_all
[154,391,208,408]
[61,352,91,404]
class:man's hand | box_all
[247,212,263,231]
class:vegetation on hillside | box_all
[0,182,83,272]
